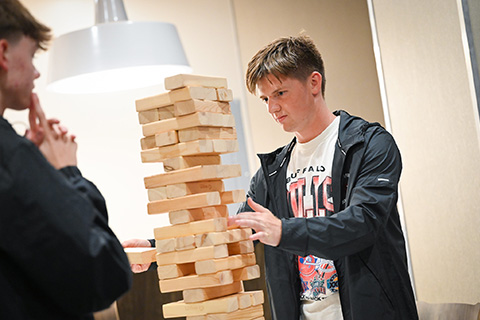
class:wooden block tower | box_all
[129,74,265,319]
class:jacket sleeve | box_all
[0,141,132,315]
[278,129,402,260]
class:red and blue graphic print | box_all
[287,173,339,301]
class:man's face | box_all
[257,74,316,141]
[2,36,40,111]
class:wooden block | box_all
[243,290,264,306]
[195,228,251,247]
[174,99,231,116]
[138,109,159,124]
[195,253,256,275]
[147,186,168,202]
[163,294,238,318]
[227,240,254,255]
[232,265,260,281]
[157,262,196,280]
[183,281,244,303]
[237,292,253,309]
[227,228,253,243]
[175,235,196,251]
[156,244,228,266]
[136,91,171,111]
[166,180,224,199]
[148,191,221,214]
[154,218,228,240]
[158,105,175,120]
[169,86,218,103]
[178,127,236,143]
[165,74,228,90]
[185,302,264,320]
[220,190,246,205]
[216,88,233,102]
[159,270,233,293]
[142,139,238,163]
[155,131,178,147]
[156,238,176,253]
[169,206,229,225]
[141,135,157,150]
[142,112,235,137]
[124,247,156,264]
[144,164,241,189]
[163,155,221,171]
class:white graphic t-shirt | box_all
[286,116,343,319]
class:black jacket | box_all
[0,116,132,319]
[238,111,418,320]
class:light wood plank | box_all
[156,244,228,266]
[232,265,260,281]
[147,191,221,214]
[142,139,238,162]
[163,155,221,171]
[175,235,196,251]
[169,86,217,103]
[220,190,246,205]
[169,205,229,225]
[147,186,168,202]
[165,74,228,90]
[182,281,244,303]
[195,253,256,275]
[124,247,156,264]
[155,130,178,147]
[185,302,264,320]
[154,218,228,240]
[216,88,233,102]
[136,91,171,111]
[140,135,157,150]
[159,270,233,293]
[158,105,175,120]
[178,127,236,143]
[157,262,196,280]
[227,240,254,255]
[144,164,241,189]
[156,238,176,253]
[166,180,224,199]
[195,228,252,247]
[142,112,235,137]
[174,99,231,116]
[163,294,238,318]
[138,109,159,124]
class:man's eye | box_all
[278,91,285,96]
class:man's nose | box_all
[267,99,280,114]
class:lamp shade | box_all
[46,21,191,94]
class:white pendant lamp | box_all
[46,0,191,94]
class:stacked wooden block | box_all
[129,74,265,319]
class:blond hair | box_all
[246,34,326,97]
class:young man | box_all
[0,1,132,319]
[229,35,419,320]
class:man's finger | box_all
[31,93,49,130]
[247,197,266,212]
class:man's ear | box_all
[0,39,10,71]
[310,71,323,96]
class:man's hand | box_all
[122,239,152,273]
[28,93,77,169]
[228,198,282,247]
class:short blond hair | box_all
[246,34,326,97]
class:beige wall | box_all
[233,0,384,155]
[371,0,480,304]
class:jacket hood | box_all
[258,110,378,176]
